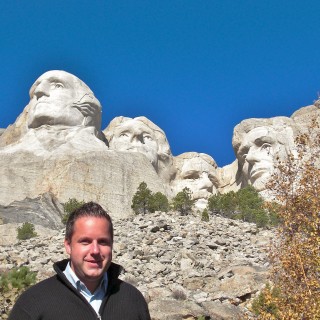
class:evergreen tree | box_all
[149,192,169,213]
[17,222,38,240]
[207,186,278,228]
[62,198,85,224]
[171,187,195,215]
[201,208,209,222]
[131,182,152,214]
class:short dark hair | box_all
[65,202,113,243]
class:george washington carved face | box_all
[27,70,101,129]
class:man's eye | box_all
[261,143,272,153]
[99,240,110,246]
[143,134,152,140]
[182,171,200,180]
[119,133,128,138]
[238,147,249,161]
[52,82,64,89]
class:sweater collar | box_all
[54,259,123,283]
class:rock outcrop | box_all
[0,211,273,319]
[0,71,169,219]
[0,192,64,230]
[0,151,166,219]
[1,69,320,222]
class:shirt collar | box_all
[63,262,108,293]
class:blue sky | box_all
[1,1,320,166]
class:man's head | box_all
[27,70,102,130]
[64,202,113,293]
[233,117,297,191]
[173,152,219,200]
[65,202,113,243]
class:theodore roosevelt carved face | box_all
[173,152,219,200]
[27,70,101,130]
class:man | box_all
[9,202,151,320]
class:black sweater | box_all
[8,259,151,320]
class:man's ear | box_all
[64,239,71,255]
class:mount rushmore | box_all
[0,70,319,223]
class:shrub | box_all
[0,266,37,293]
[251,284,280,317]
[171,187,195,215]
[131,182,170,214]
[148,191,169,213]
[0,266,37,317]
[201,208,209,222]
[207,186,279,228]
[17,222,38,240]
[255,121,320,319]
[172,288,187,300]
[62,198,85,224]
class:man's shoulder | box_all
[112,278,147,302]
[17,275,62,300]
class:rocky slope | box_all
[0,211,273,319]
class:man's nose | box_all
[34,81,50,99]
[245,148,259,164]
[199,173,213,191]
[130,134,144,144]
[90,242,100,255]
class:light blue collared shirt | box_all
[63,262,108,316]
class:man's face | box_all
[237,127,279,191]
[64,216,112,293]
[110,120,159,167]
[28,71,84,128]
[178,157,218,199]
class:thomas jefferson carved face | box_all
[109,119,159,167]
[237,127,280,191]
[27,70,101,129]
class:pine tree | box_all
[149,191,169,213]
[171,187,195,215]
[62,198,85,224]
[131,182,152,214]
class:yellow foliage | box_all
[256,120,320,319]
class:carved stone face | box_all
[237,127,280,191]
[27,71,86,128]
[175,156,218,200]
[110,119,159,167]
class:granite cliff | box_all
[0,70,319,223]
